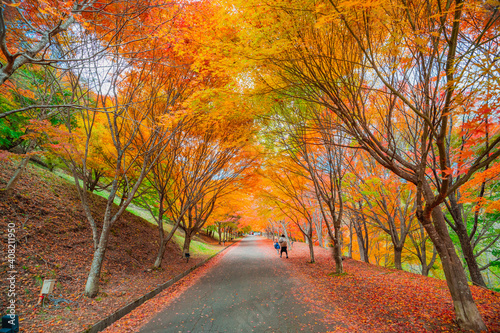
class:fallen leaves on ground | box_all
[274,241,500,333]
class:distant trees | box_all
[174,121,255,256]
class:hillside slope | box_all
[0,161,224,332]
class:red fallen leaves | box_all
[102,248,233,333]
[274,242,500,333]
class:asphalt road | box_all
[139,236,328,333]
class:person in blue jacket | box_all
[274,241,280,254]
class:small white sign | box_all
[41,279,56,294]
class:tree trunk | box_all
[421,204,487,331]
[394,247,403,270]
[317,227,324,248]
[84,223,111,297]
[153,207,166,268]
[183,232,192,256]
[154,220,180,269]
[454,219,487,288]
[282,224,290,244]
[87,169,105,193]
[313,212,324,248]
[353,217,369,263]
[447,193,487,288]
[2,139,37,198]
[2,153,31,197]
[299,226,315,263]
[357,236,366,262]
[154,240,166,268]
[333,225,343,274]
[218,223,222,245]
[423,246,437,277]
[307,235,315,263]
[348,221,353,258]
[153,204,180,269]
[355,228,369,263]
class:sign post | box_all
[37,279,56,306]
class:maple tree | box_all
[128,52,200,268]
[344,153,416,270]
[172,118,256,256]
[441,114,500,287]
[260,158,318,262]
[79,71,182,297]
[457,162,500,278]
[137,123,191,268]
[0,63,77,197]
[266,100,350,272]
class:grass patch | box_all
[172,234,185,250]
[53,168,159,226]
[190,241,220,256]
[328,272,349,277]
[170,236,220,257]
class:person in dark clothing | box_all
[278,234,288,258]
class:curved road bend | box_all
[139,236,329,333]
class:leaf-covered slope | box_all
[0,161,216,332]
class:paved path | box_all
[139,236,328,332]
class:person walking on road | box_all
[279,234,288,258]
[274,241,280,255]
